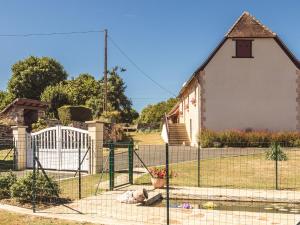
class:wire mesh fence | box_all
[1,138,300,224]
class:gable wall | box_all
[204,38,298,131]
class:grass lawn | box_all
[0,209,95,225]
[0,149,14,170]
[59,173,110,200]
[135,151,300,190]
[129,131,163,145]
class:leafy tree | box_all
[104,67,139,123]
[41,83,71,118]
[66,74,101,105]
[0,91,15,111]
[8,56,68,99]
[40,66,138,123]
[139,98,177,129]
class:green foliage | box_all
[0,171,17,199]
[31,118,48,132]
[104,67,138,123]
[266,142,288,161]
[8,56,68,99]
[66,74,101,106]
[100,110,121,123]
[139,98,177,129]
[58,105,92,125]
[41,83,71,118]
[40,67,138,123]
[0,91,15,111]
[11,172,60,202]
[199,129,300,148]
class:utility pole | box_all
[104,29,108,113]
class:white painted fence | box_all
[26,126,90,171]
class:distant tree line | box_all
[138,98,177,129]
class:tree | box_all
[8,56,68,99]
[100,67,138,123]
[66,74,101,105]
[139,98,177,129]
[0,91,15,111]
[41,83,71,118]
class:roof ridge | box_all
[226,11,276,37]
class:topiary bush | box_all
[0,171,17,199]
[10,172,60,202]
[58,105,92,125]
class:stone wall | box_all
[0,125,13,140]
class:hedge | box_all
[199,129,300,148]
[58,105,92,125]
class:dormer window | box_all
[234,40,253,58]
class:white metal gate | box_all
[26,126,90,171]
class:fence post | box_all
[32,138,36,213]
[128,141,134,184]
[78,141,82,199]
[11,125,28,170]
[109,142,115,190]
[197,142,201,187]
[275,143,279,190]
[165,143,170,225]
[86,121,104,174]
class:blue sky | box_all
[0,1,299,112]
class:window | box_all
[234,40,253,58]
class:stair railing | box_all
[164,113,170,141]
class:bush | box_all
[31,118,48,132]
[0,171,17,199]
[58,105,92,125]
[11,172,60,202]
[199,129,300,148]
[266,142,288,161]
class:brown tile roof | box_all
[0,98,49,115]
[226,11,276,38]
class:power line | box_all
[0,30,105,37]
[108,35,176,97]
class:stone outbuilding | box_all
[0,98,48,129]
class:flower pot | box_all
[151,177,165,189]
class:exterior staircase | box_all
[168,123,190,146]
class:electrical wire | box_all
[108,35,176,97]
[0,30,104,37]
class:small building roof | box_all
[0,98,49,115]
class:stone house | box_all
[167,12,300,146]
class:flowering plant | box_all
[149,167,176,179]
[190,98,196,106]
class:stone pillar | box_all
[86,121,104,174]
[12,125,28,170]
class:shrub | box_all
[266,142,288,161]
[199,129,300,148]
[11,172,60,202]
[31,118,48,132]
[58,105,92,125]
[0,171,17,199]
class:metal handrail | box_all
[164,113,170,141]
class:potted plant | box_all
[184,104,189,111]
[190,97,196,106]
[149,167,176,189]
[149,167,166,188]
